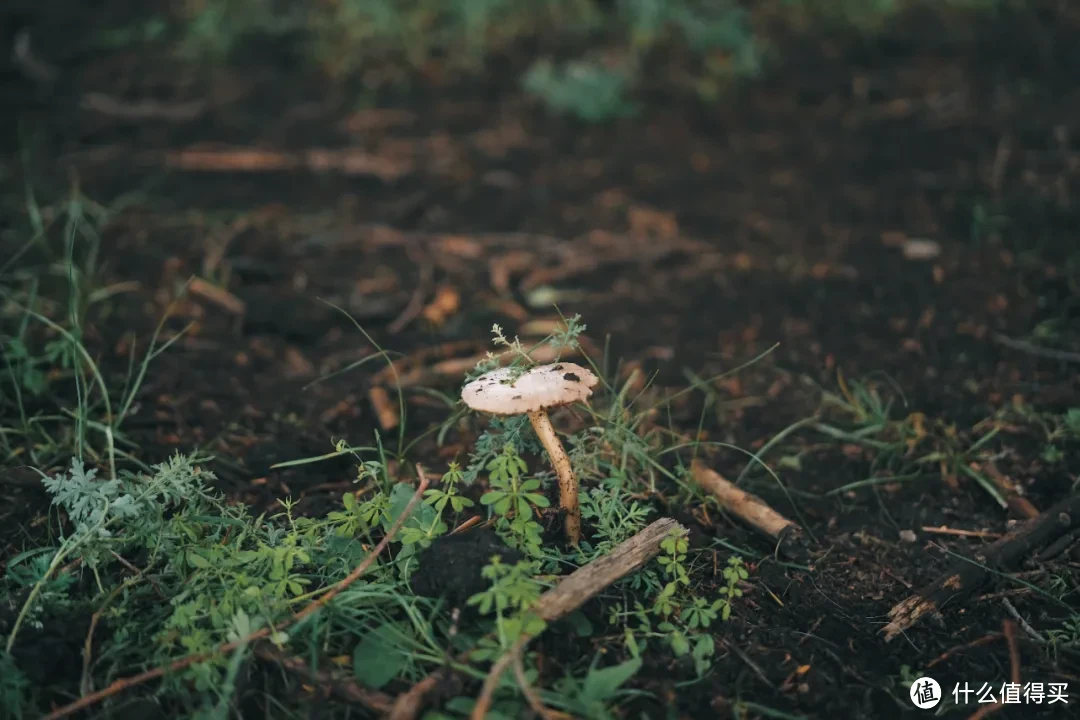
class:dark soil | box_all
[2,1,1080,718]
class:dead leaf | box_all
[420,285,461,325]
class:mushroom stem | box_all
[527,409,581,545]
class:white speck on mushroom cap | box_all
[461,362,599,415]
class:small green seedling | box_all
[719,555,749,621]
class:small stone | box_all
[902,239,941,260]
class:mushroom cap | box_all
[461,362,599,415]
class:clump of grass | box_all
[806,371,1009,507]
[1,183,178,474]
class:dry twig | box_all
[690,460,811,560]
[920,526,1003,539]
[165,146,413,180]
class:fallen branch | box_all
[882,492,1080,642]
[690,460,811,560]
[42,468,431,720]
[539,518,683,620]
[389,517,686,720]
[255,645,393,714]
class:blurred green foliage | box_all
[104,0,1013,120]
[523,59,639,122]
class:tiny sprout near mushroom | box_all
[461,362,598,546]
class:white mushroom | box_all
[462,362,598,545]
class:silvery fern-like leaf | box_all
[41,458,121,530]
[109,494,140,520]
